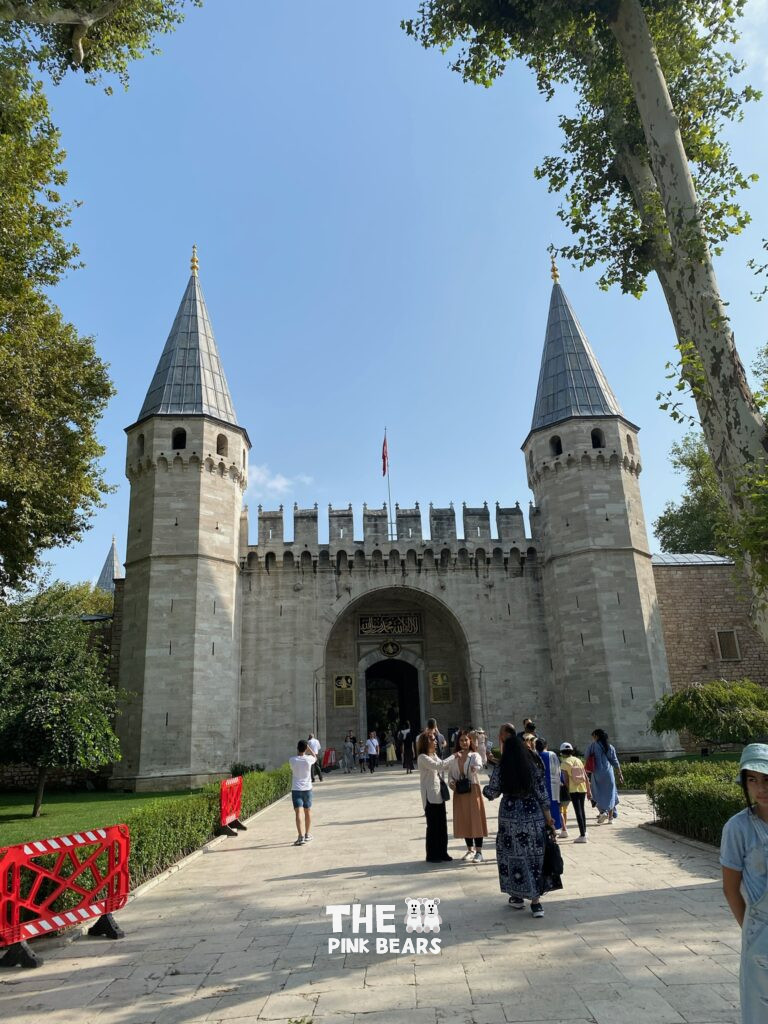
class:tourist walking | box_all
[289,740,316,845]
[417,730,457,863]
[559,742,591,842]
[401,722,415,773]
[385,730,397,765]
[342,731,355,773]
[584,729,623,823]
[720,743,768,1024]
[535,738,563,832]
[448,730,488,862]
[356,738,367,771]
[483,732,557,917]
[365,731,380,772]
[307,733,323,782]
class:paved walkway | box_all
[0,770,742,1024]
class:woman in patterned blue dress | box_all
[483,732,558,918]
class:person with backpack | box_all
[559,743,591,842]
[584,729,624,824]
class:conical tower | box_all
[96,536,123,593]
[521,262,673,754]
[113,248,250,790]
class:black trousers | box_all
[425,801,448,861]
[368,755,378,773]
[311,760,323,782]
[570,792,587,836]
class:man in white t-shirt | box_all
[289,740,317,845]
[365,731,380,773]
[307,733,323,782]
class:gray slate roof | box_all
[96,536,123,593]
[531,282,623,431]
[138,271,238,426]
[651,552,733,565]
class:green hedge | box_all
[649,774,743,846]
[126,765,291,888]
[619,758,736,793]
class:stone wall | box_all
[653,563,768,690]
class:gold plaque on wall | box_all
[333,675,355,708]
[429,672,451,704]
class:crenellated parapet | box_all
[126,450,247,491]
[243,499,539,576]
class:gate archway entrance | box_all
[364,659,420,735]
[322,586,477,749]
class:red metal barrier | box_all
[219,776,247,835]
[0,824,130,968]
[322,748,337,770]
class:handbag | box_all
[455,758,472,794]
[543,833,564,890]
[584,752,596,774]
[439,777,451,802]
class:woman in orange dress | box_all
[448,730,488,862]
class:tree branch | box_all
[0,1,124,29]
[0,1,127,64]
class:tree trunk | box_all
[608,0,768,639]
[32,767,47,818]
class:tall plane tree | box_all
[0,2,200,589]
[404,1,768,638]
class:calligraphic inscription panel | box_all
[333,674,355,708]
[358,613,422,637]
[429,672,451,704]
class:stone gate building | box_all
[113,255,687,790]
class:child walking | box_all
[720,743,768,1023]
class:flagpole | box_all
[384,428,394,541]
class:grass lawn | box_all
[0,790,199,848]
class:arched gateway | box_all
[322,588,475,744]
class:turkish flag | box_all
[382,434,388,477]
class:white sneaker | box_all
[596,813,608,824]
[473,851,484,863]
[573,835,588,844]
[461,850,475,861]
[558,829,568,839]
[293,837,304,846]
[304,833,313,842]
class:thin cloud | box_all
[736,0,768,82]
[246,464,314,502]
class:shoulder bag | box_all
[439,777,451,802]
[455,757,472,795]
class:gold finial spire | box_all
[550,252,559,283]
[191,244,199,275]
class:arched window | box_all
[626,433,634,455]
[549,435,563,457]
[172,428,186,450]
[591,428,605,449]
[137,433,145,456]
[217,433,228,457]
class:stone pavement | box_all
[0,770,742,1024]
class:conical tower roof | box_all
[137,248,238,426]
[530,278,624,432]
[96,536,123,593]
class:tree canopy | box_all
[0,2,200,590]
[0,583,121,816]
[653,433,725,554]
[404,0,768,639]
[649,678,768,749]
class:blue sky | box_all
[41,0,768,583]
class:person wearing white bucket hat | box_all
[720,742,768,1023]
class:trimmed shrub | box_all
[125,765,291,889]
[619,758,736,792]
[650,774,743,846]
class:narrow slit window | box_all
[716,630,740,661]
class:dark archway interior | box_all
[365,660,420,736]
